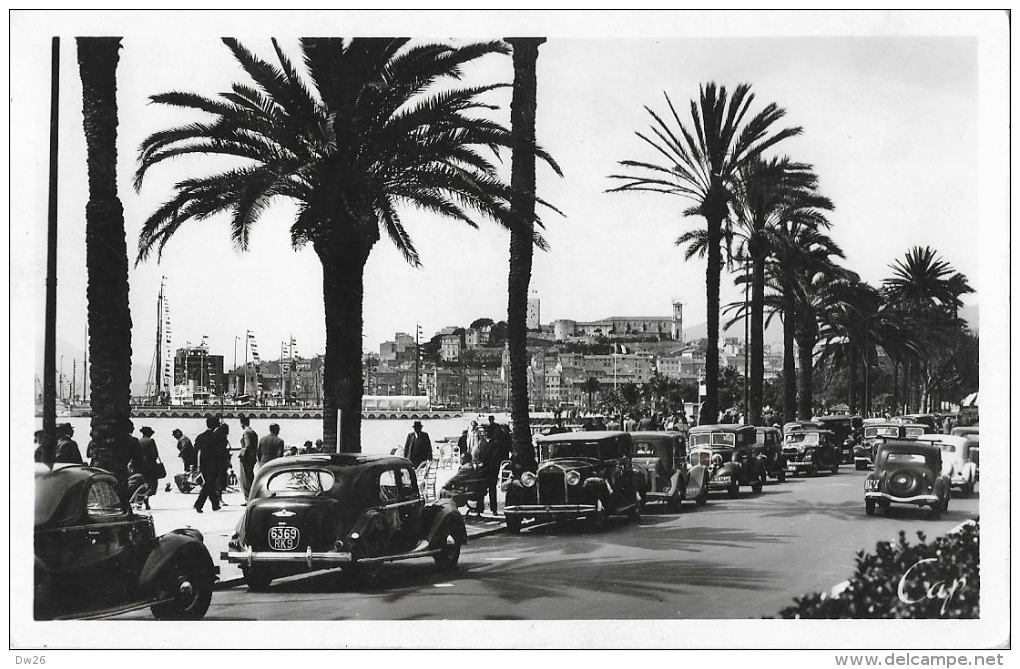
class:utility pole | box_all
[743,260,750,424]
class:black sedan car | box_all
[502,431,647,532]
[223,454,466,590]
[687,424,764,496]
[864,441,951,517]
[34,464,217,620]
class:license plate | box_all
[269,525,300,550]
[864,479,879,491]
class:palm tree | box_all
[135,38,552,452]
[816,277,884,414]
[579,376,601,409]
[730,157,833,425]
[609,83,801,424]
[78,37,134,486]
[505,37,562,472]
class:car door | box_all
[377,468,424,553]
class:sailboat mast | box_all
[155,282,163,397]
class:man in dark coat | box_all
[481,417,510,514]
[193,416,225,512]
[137,426,161,508]
[257,423,285,467]
[237,415,259,501]
[54,423,83,464]
[403,421,433,467]
[173,428,196,471]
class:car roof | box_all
[537,430,629,442]
[785,428,835,436]
[755,426,781,434]
[630,431,683,439]
[257,452,405,474]
[915,435,969,449]
[878,440,940,455]
[815,415,859,422]
[35,464,118,528]
[688,424,754,433]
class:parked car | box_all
[502,431,646,532]
[687,424,764,497]
[853,422,928,470]
[222,454,466,590]
[814,415,862,464]
[782,420,823,435]
[754,426,787,483]
[951,426,979,479]
[915,434,978,496]
[864,441,951,517]
[898,414,940,433]
[34,464,217,620]
[630,431,709,511]
[783,428,841,476]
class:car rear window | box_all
[866,427,900,438]
[266,470,335,493]
[885,452,927,464]
[87,481,126,518]
[633,442,656,456]
[690,433,735,447]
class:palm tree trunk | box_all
[79,37,133,487]
[505,37,544,472]
[749,253,765,425]
[795,331,814,420]
[781,278,797,424]
[891,361,899,415]
[317,240,370,453]
[703,213,723,424]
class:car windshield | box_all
[266,470,335,493]
[866,426,900,438]
[885,452,927,464]
[786,432,820,445]
[689,432,735,447]
[904,427,926,437]
[633,441,659,456]
[936,443,956,453]
[541,441,602,460]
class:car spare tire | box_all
[886,469,923,497]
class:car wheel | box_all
[505,515,522,534]
[666,494,681,513]
[831,463,839,475]
[151,559,213,620]
[777,469,786,484]
[432,528,462,570]
[865,499,875,516]
[695,476,709,507]
[242,566,273,592]
[856,462,866,471]
[751,478,763,494]
[727,483,739,498]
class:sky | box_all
[13,11,1006,396]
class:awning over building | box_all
[961,392,979,407]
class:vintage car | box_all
[853,422,928,470]
[630,431,708,511]
[814,415,862,464]
[783,420,824,434]
[898,414,940,433]
[223,454,467,590]
[502,431,646,532]
[754,426,787,483]
[864,441,951,517]
[687,424,764,497]
[783,428,841,476]
[951,426,979,478]
[34,464,217,620]
[915,434,977,496]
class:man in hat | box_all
[54,423,83,464]
[173,428,196,471]
[137,426,162,509]
[403,420,433,468]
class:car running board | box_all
[356,542,443,565]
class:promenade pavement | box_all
[141,462,506,589]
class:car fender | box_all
[583,476,610,498]
[685,465,707,499]
[138,532,216,596]
[664,470,683,497]
[714,461,742,481]
[630,466,651,496]
[423,500,467,546]
[934,476,951,499]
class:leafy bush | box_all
[776,521,979,618]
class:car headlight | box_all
[521,471,536,487]
[565,470,581,486]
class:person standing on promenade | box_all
[237,415,258,501]
[257,423,285,468]
[403,420,433,468]
[137,426,161,509]
[466,421,484,464]
[214,422,232,501]
[482,417,510,515]
[54,423,83,464]
[193,416,225,513]
[173,428,196,471]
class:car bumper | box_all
[221,546,353,569]
[503,504,598,519]
[786,461,815,471]
[865,492,940,506]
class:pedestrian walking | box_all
[257,423,285,467]
[215,422,232,500]
[173,428,196,471]
[403,420,433,468]
[193,416,226,513]
[54,423,83,464]
[137,426,162,508]
[237,415,258,501]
